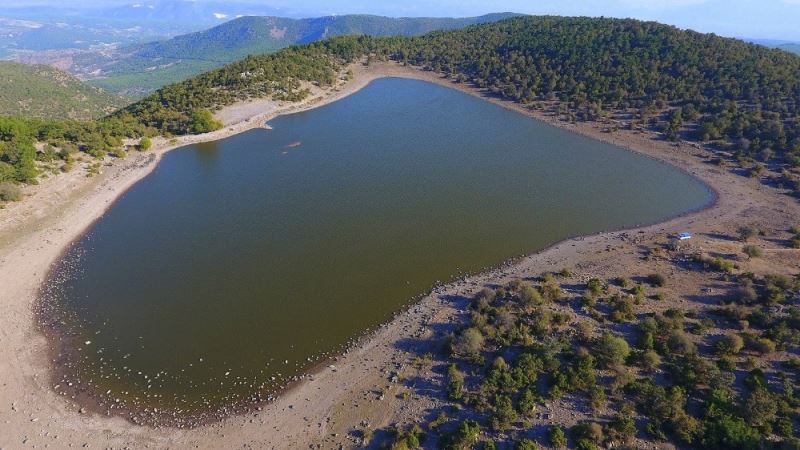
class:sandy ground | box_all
[0,61,798,449]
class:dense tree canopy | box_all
[2,16,799,189]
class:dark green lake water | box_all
[44,78,712,420]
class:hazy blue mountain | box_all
[65,13,521,96]
[777,43,800,55]
[0,0,317,58]
[747,38,800,55]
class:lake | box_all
[41,78,712,421]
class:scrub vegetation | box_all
[377,228,800,449]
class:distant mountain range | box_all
[0,0,316,59]
[747,38,800,56]
[777,43,800,55]
[0,61,124,120]
[17,13,520,97]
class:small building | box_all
[677,232,692,240]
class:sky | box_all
[4,0,800,41]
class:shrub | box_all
[744,389,777,427]
[0,182,22,202]
[668,330,697,355]
[517,389,538,416]
[647,273,666,287]
[139,136,152,151]
[438,420,480,450]
[541,275,562,302]
[391,424,424,449]
[491,395,517,430]
[574,440,597,450]
[775,417,794,437]
[446,364,465,400]
[609,294,635,322]
[548,426,567,449]
[715,333,744,355]
[641,350,661,372]
[737,279,759,304]
[606,409,636,444]
[472,288,496,311]
[586,278,604,296]
[571,422,604,444]
[742,245,763,258]
[744,368,767,391]
[514,439,538,450]
[190,109,223,134]
[717,355,736,371]
[518,283,544,307]
[594,333,631,368]
[702,413,762,450]
[453,328,484,357]
[738,225,759,242]
[589,385,606,410]
[750,337,776,355]
[693,254,736,272]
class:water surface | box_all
[44,78,712,420]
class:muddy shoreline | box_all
[0,61,785,449]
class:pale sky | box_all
[5,0,800,41]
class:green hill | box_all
[4,16,800,199]
[0,61,125,120]
[122,16,800,161]
[73,13,519,96]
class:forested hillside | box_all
[3,16,800,198]
[72,13,518,96]
[126,16,800,167]
[0,61,124,120]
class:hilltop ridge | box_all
[58,13,520,96]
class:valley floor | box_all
[0,62,797,449]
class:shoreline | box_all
[0,61,793,449]
[33,63,719,429]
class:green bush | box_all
[438,420,480,450]
[750,337,776,355]
[139,136,152,151]
[641,350,661,372]
[452,327,484,357]
[715,333,744,355]
[190,109,223,134]
[0,182,22,202]
[548,426,567,448]
[571,422,604,444]
[647,273,666,287]
[517,388,538,416]
[742,245,763,258]
[738,225,759,242]
[446,364,465,400]
[606,410,636,444]
[491,395,517,430]
[586,278,604,296]
[514,439,538,450]
[594,333,631,368]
